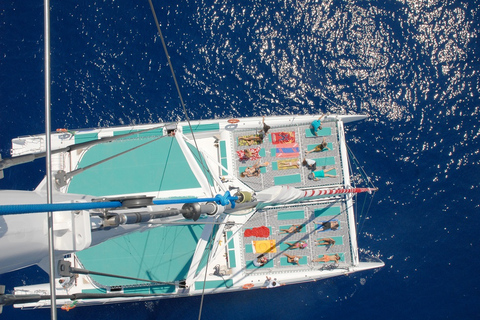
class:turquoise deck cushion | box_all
[315,252,345,263]
[274,174,302,185]
[306,142,334,151]
[311,156,336,167]
[313,206,341,218]
[76,224,205,287]
[280,256,308,266]
[68,137,210,196]
[183,123,220,134]
[305,127,332,137]
[316,236,344,246]
[277,210,305,220]
[246,259,275,269]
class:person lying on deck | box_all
[239,135,263,145]
[278,159,300,169]
[253,255,269,267]
[308,167,336,180]
[240,161,269,177]
[305,137,330,155]
[284,241,308,249]
[316,221,339,232]
[316,238,336,246]
[313,253,341,264]
[283,253,302,265]
[279,224,303,234]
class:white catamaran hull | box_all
[1,114,383,310]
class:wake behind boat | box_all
[0,114,383,310]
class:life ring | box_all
[228,119,240,124]
[56,128,68,132]
[242,283,254,290]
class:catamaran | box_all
[0,1,382,313]
[0,114,383,311]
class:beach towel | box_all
[238,134,262,146]
[314,219,340,232]
[236,147,261,161]
[277,158,300,170]
[271,131,295,144]
[253,240,277,254]
[244,226,270,238]
[275,143,299,158]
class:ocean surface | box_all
[1,0,479,319]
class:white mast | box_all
[43,0,57,318]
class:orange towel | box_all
[252,240,277,254]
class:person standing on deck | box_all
[310,113,328,136]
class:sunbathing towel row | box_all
[245,237,344,255]
[277,220,341,234]
[239,157,337,177]
[275,206,342,221]
[246,252,345,269]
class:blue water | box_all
[1,0,479,319]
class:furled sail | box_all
[256,186,377,205]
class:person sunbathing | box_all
[305,137,330,155]
[279,224,303,234]
[278,160,300,169]
[313,253,341,263]
[308,167,336,180]
[253,255,269,267]
[240,161,269,177]
[284,241,307,249]
[238,148,253,161]
[316,238,336,246]
[283,253,302,265]
[316,221,339,232]
[239,135,263,145]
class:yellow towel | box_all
[252,240,277,254]
[277,158,299,170]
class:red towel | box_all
[236,147,261,161]
[244,226,270,238]
[271,131,295,144]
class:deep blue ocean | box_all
[1,0,479,319]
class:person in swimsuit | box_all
[239,135,263,145]
[253,255,269,267]
[316,238,336,246]
[279,224,303,234]
[284,241,308,249]
[240,161,269,177]
[305,137,330,155]
[283,253,302,265]
[238,117,271,146]
[278,159,300,169]
[313,253,341,263]
[316,221,339,232]
[310,114,327,136]
[259,116,271,137]
[308,167,336,180]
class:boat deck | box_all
[234,200,353,275]
[230,120,343,191]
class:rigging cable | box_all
[147,0,216,197]
[197,218,218,320]
[345,142,377,235]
